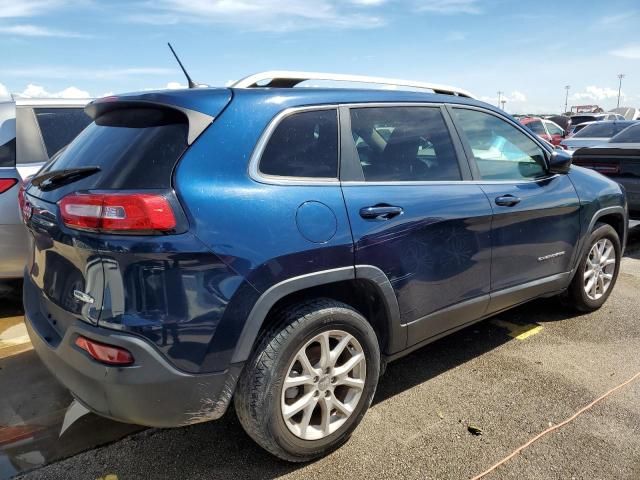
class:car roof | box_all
[104,86,502,119]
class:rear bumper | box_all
[24,286,243,428]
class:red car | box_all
[520,117,566,146]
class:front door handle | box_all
[359,205,404,220]
[495,195,521,207]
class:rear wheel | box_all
[566,223,621,312]
[234,298,380,462]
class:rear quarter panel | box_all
[174,95,354,372]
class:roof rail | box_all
[230,71,476,99]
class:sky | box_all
[2,0,640,114]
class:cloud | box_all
[510,90,527,102]
[415,0,481,14]
[480,90,527,105]
[126,0,387,31]
[4,66,175,81]
[0,24,90,38]
[610,44,640,59]
[0,0,74,18]
[572,86,621,101]
[0,82,10,99]
[16,84,91,98]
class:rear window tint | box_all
[0,138,16,167]
[34,108,92,158]
[610,123,640,143]
[40,107,188,192]
[570,115,596,125]
[260,109,338,178]
[574,122,633,138]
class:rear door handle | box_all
[495,195,521,207]
[359,205,404,220]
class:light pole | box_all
[497,91,503,108]
[564,85,570,114]
[617,74,625,108]
[500,99,507,111]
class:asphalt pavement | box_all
[2,223,639,479]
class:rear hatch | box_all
[573,145,640,177]
[22,89,231,344]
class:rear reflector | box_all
[0,178,18,194]
[75,336,134,365]
[59,193,176,233]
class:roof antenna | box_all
[167,42,198,89]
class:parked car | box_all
[560,120,636,152]
[568,113,625,135]
[573,122,640,219]
[0,97,91,279]
[520,116,566,146]
[22,71,627,462]
[548,115,571,132]
[612,107,640,120]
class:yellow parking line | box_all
[491,319,544,340]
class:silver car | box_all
[0,97,91,279]
[560,120,637,153]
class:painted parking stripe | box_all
[491,319,543,340]
[0,317,32,358]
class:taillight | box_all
[0,178,18,194]
[58,193,177,234]
[75,335,134,365]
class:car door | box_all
[449,106,581,313]
[340,105,493,347]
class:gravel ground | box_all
[14,241,640,480]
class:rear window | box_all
[570,115,596,125]
[34,107,92,158]
[259,109,338,178]
[38,107,188,192]
[0,138,16,167]
[610,123,640,143]
[526,120,546,135]
[574,122,633,138]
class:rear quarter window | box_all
[0,138,16,167]
[259,109,338,178]
[34,107,92,158]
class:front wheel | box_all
[566,222,621,312]
[234,298,380,462]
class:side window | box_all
[33,107,92,159]
[453,108,547,181]
[349,106,461,181]
[0,138,16,168]
[527,120,546,135]
[260,109,338,178]
[545,122,564,135]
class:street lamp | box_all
[564,85,570,114]
[497,91,503,108]
[501,99,507,111]
[617,74,625,108]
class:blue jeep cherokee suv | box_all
[22,72,628,461]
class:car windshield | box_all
[573,122,632,138]
[609,123,640,143]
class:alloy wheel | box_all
[583,238,616,301]
[281,330,366,441]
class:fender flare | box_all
[569,205,628,282]
[230,265,404,363]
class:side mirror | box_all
[548,149,572,174]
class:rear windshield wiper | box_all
[31,166,101,191]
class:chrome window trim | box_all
[341,175,559,187]
[248,105,341,186]
[248,101,558,186]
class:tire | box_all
[566,222,621,312]
[234,298,381,462]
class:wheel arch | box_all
[230,266,405,364]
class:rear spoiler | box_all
[86,98,216,145]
